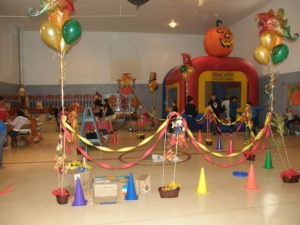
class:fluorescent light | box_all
[169,19,177,28]
[199,0,205,7]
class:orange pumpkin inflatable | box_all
[204,20,234,57]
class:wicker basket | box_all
[158,187,180,198]
[246,155,256,161]
[56,195,69,204]
[282,175,300,183]
[205,140,213,146]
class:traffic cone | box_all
[216,135,223,150]
[72,178,87,206]
[244,164,259,190]
[125,172,138,200]
[263,149,274,169]
[227,139,234,155]
[196,168,208,194]
[112,131,117,144]
[197,130,203,143]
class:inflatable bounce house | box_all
[162,21,258,117]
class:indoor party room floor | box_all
[1,128,300,225]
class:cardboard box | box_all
[136,174,151,196]
[95,176,129,194]
[92,178,123,204]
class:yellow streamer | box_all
[62,115,170,152]
[186,112,272,157]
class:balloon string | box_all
[161,132,167,187]
[59,52,66,193]
[173,133,179,182]
[269,125,287,170]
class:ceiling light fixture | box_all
[169,19,177,28]
[198,0,205,7]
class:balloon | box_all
[40,21,62,50]
[62,19,82,45]
[254,45,270,64]
[272,44,289,64]
[260,31,277,50]
[275,36,283,46]
[180,65,187,73]
[187,66,194,74]
[58,38,71,53]
[48,8,70,29]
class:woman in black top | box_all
[93,93,103,119]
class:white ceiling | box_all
[0,0,273,34]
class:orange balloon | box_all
[48,8,70,29]
[275,36,283,46]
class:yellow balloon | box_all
[260,31,277,50]
[40,21,62,50]
[58,38,71,53]
[254,45,270,65]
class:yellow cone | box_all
[196,167,208,194]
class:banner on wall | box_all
[288,84,300,106]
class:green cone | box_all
[84,145,90,162]
[264,149,274,169]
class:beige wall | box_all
[230,0,300,75]
[22,31,204,85]
[0,19,20,84]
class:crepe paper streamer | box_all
[184,113,272,158]
[0,185,15,194]
[76,125,168,169]
[232,171,248,178]
[280,168,300,180]
[61,112,174,153]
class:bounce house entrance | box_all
[204,81,241,106]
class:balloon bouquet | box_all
[148,72,159,121]
[254,8,298,65]
[27,0,82,202]
[254,8,300,183]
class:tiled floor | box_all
[0,128,300,225]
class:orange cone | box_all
[244,164,259,190]
[197,130,203,143]
[112,131,117,143]
[227,139,234,155]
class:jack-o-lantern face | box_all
[204,26,234,57]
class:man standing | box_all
[208,94,222,135]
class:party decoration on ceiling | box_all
[117,73,136,95]
[148,72,158,94]
[128,0,150,9]
[204,20,234,57]
[28,0,81,203]
[180,53,194,81]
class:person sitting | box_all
[184,96,197,132]
[284,107,300,135]
[6,110,31,149]
[103,99,114,133]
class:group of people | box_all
[169,94,264,135]
[0,96,32,169]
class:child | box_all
[229,96,240,133]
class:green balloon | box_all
[272,44,289,64]
[62,19,82,45]
[180,65,187,73]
